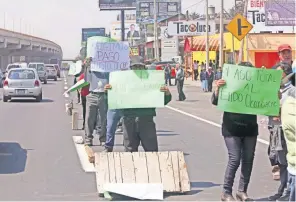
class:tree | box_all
[228,0,244,18]
[189,12,200,20]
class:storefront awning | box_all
[190,36,220,51]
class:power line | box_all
[183,0,205,12]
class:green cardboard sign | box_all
[108,70,165,109]
[217,64,283,116]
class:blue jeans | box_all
[288,173,295,201]
[202,80,208,91]
[106,109,122,148]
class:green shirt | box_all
[122,94,172,117]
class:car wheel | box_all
[54,77,57,81]
[3,96,8,102]
[44,79,47,84]
[36,93,42,102]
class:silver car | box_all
[2,68,43,102]
[28,63,48,84]
[45,64,58,81]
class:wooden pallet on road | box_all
[94,151,190,194]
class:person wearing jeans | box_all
[212,62,258,201]
[104,109,123,152]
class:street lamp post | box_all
[205,0,209,69]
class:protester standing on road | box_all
[73,74,81,104]
[105,61,172,152]
[83,57,108,146]
[281,71,296,202]
[193,60,199,81]
[78,63,90,130]
[200,68,208,92]
[176,64,186,101]
[212,62,259,201]
[267,62,293,201]
[206,67,214,92]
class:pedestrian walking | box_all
[267,62,293,201]
[200,68,208,92]
[105,60,172,152]
[206,67,214,92]
[176,64,186,101]
[164,64,172,86]
[83,57,108,146]
[211,62,259,201]
[281,71,296,202]
[193,60,199,81]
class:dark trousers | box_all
[277,164,289,195]
[165,74,171,86]
[122,116,158,152]
[177,79,186,101]
[81,96,87,128]
[208,79,213,92]
[194,69,199,80]
[223,136,257,194]
[77,90,80,103]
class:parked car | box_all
[2,68,42,102]
[45,64,58,81]
[53,64,61,78]
[28,63,48,84]
[0,71,4,88]
[149,61,177,78]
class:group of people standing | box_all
[212,44,295,201]
[193,60,222,92]
[73,54,172,153]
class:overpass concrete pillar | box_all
[0,56,11,72]
[12,56,21,63]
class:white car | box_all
[28,63,48,84]
[45,64,58,81]
[2,68,43,102]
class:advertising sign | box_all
[247,0,294,33]
[81,28,106,47]
[168,20,216,36]
[265,0,296,26]
[160,27,178,61]
[136,0,181,24]
[110,22,141,41]
[98,0,136,10]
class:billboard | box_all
[160,27,178,61]
[110,22,141,41]
[81,28,106,47]
[247,0,294,33]
[98,0,136,10]
[168,20,216,36]
[136,0,181,24]
[265,0,296,26]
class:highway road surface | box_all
[0,72,279,201]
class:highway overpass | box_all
[0,28,63,71]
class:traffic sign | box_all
[226,14,253,41]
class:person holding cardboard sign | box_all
[104,60,172,152]
[211,62,259,201]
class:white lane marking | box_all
[64,86,68,90]
[72,136,95,172]
[165,105,269,145]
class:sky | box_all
[0,0,234,58]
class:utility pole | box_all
[153,0,159,61]
[238,0,248,63]
[205,0,209,69]
[219,0,224,67]
[121,10,125,41]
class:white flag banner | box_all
[88,41,130,72]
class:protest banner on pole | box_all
[63,79,89,95]
[87,37,130,72]
[108,70,165,109]
[217,64,282,116]
[68,63,76,75]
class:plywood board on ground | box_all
[94,151,190,193]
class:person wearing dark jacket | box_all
[206,67,215,92]
[212,62,258,201]
[105,62,172,152]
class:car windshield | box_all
[8,69,35,80]
[7,65,21,70]
[37,64,45,71]
[46,66,55,70]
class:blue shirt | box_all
[85,70,109,93]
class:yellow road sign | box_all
[226,13,253,41]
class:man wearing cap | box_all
[275,44,293,66]
[83,57,108,146]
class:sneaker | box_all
[236,191,253,201]
[268,193,282,201]
[102,147,113,152]
[116,128,123,133]
[100,142,106,146]
[276,194,290,201]
[221,193,236,201]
